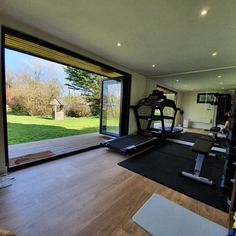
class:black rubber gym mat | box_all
[175,132,209,143]
[118,142,228,212]
[175,132,226,148]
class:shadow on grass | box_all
[8,122,119,145]
[40,116,100,120]
[40,117,53,120]
[7,122,101,145]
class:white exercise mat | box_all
[0,174,15,189]
[133,194,227,236]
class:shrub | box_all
[9,77,62,116]
[11,104,26,115]
[65,96,91,117]
[9,96,28,115]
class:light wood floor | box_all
[0,147,228,236]
[184,127,209,135]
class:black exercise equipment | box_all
[104,92,236,210]
[101,134,159,154]
[222,102,236,210]
[118,141,227,211]
[215,94,231,125]
[179,137,215,186]
[210,126,221,133]
[208,126,227,147]
[101,90,182,154]
[131,90,182,136]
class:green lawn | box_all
[7,114,101,145]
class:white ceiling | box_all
[1,0,236,91]
[152,67,236,92]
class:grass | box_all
[7,114,101,145]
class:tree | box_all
[8,65,62,116]
[64,67,102,96]
[64,67,104,115]
[6,70,14,106]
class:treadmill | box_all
[102,134,158,154]
[101,90,182,154]
[134,95,183,137]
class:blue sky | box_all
[5,48,67,85]
[4,48,118,97]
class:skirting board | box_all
[133,194,227,236]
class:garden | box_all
[7,114,100,145]
[6,63,121,145]
[6,65,105,145]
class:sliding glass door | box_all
[100,79,122,136]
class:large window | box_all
[2,27,131,169]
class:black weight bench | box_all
[180,137,215,186]
[209,126,222,145]
[210,126,221,133]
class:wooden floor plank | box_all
[0,147,228,236]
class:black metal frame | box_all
[1,26,9,171]
[9,145,102,171]
[2,26,130,77]
[131,91,180,135]
[1,26,131,170]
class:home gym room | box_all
[0,1,236,236]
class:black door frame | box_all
[1,27,9,170]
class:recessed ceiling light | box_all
[212,52,218,56]
[218,75,222,78]
[152,64,156,68]
[219,82,223,85]
[200,9,208,16]
[117,42,121,47]
[176,79,179,82]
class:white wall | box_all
[0,15,147,171]
[146,78,157,96]
[176,92,183,109]
[128,74,147,134]
[175,92,184,126]
[178,91,218,129]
